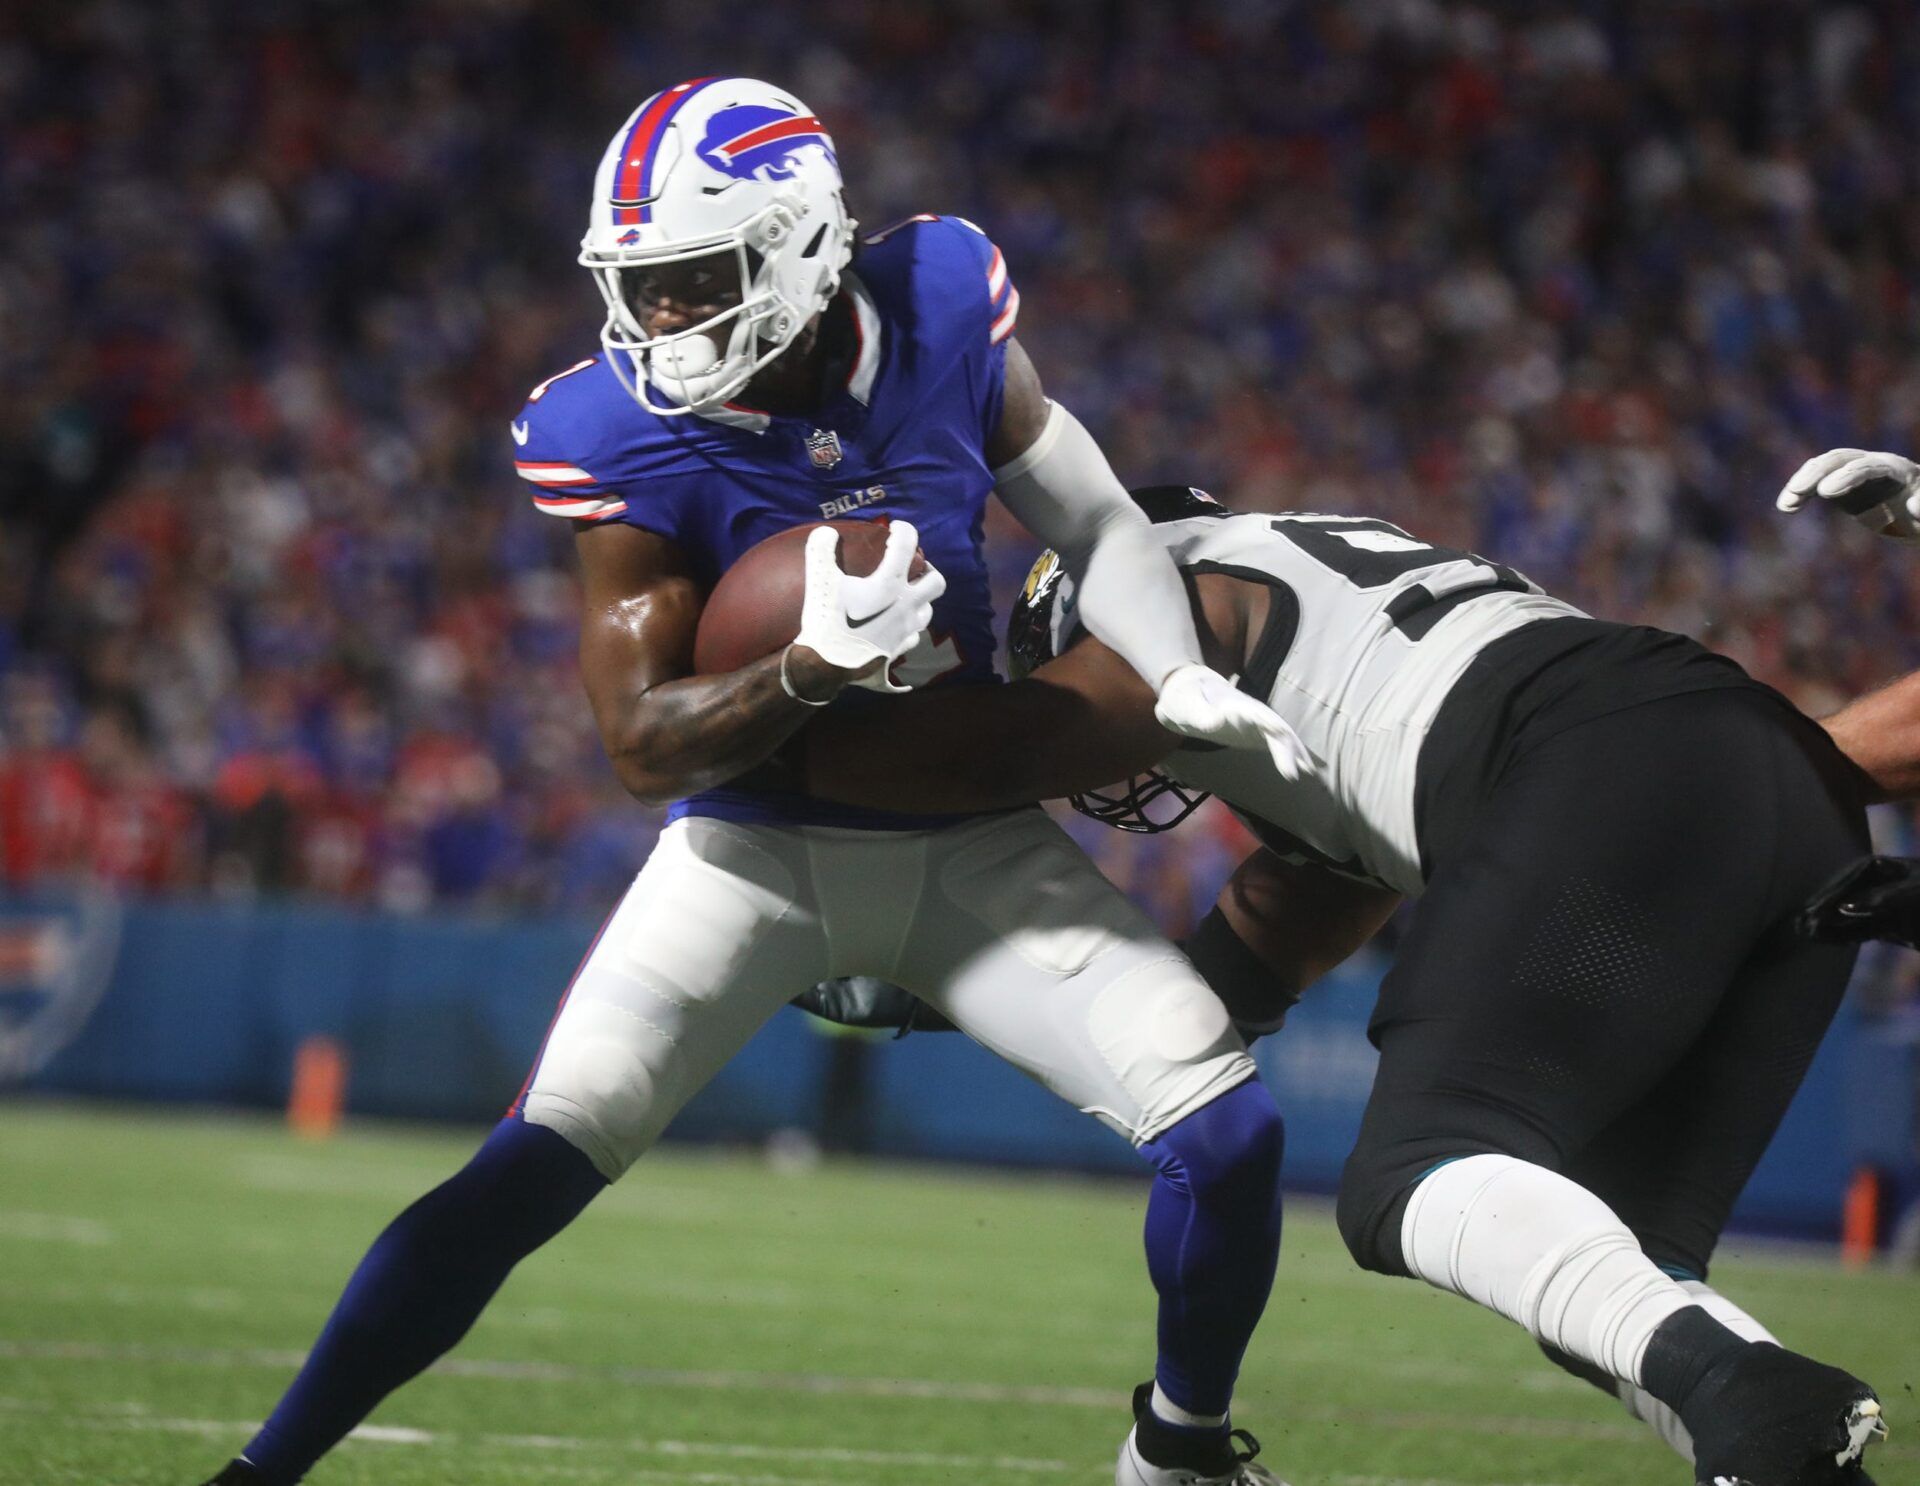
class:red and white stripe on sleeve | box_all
[515,461,627,521]
[986,244,1020,345]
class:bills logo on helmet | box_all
[697,104,836,183]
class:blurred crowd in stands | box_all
[5,0,1920,939]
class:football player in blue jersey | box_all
[197,78,1312,1486]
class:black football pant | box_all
[1336,688,1868,1281]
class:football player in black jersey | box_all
[794,484,1896,1486]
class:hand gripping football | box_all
[693,519,928,674]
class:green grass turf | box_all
[0,1102,1913,1486]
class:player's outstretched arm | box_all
[576,521,936,805]
[799,624,1178,813]
[987,340,1309,780]
[1777,448,1920,541]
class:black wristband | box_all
[1184,904,1299,1038]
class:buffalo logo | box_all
[805,428,844,469]
[0,895,122,1086]
[697,105,836,183]
[616,227,644,246]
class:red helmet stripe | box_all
[611,76,720,226]
[710,114,827,162]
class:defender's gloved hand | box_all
[1777,449,1920,543]
[1797,855,1920,950]
[795,521,947,694]
[1153,664,1312,781]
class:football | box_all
[692,518,924,674]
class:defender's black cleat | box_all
[1680,1342,1886,1486]
[199,1461,273,1486]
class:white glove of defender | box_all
[795,521,946,695]
[1777,448,1920,542]
[1153,663,1313,781]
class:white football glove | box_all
[1153,664,1313,781]
[795,521,946,695]
[1776,448,1920,542]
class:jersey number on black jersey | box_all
[1268,517,1533,641]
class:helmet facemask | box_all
[584,204,816,416]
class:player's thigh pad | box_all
[905,811,1255,1143]
[520,819,823,1178]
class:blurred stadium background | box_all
[1,1,1918,1482]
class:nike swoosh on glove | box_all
[1777,448,1920,542]
[795,521,947,694]
[1153,664,1313,781]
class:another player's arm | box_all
[987,341,1308,776]
[1774,448,1920,801]
[802,632,1170,812]
[576,521,864,806]
[1219,849,1402,984]
[1821,674,1920,804]
[801,571,1248,813]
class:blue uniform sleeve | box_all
[509,358,636,525]
[862,214,1017,445]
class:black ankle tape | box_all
[1135,1409,1232,1471]
[1640,1305,1748,1412]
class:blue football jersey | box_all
[513,214,1021,829]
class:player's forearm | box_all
[1219,852,1401,990]
[1071,516,1206,685]
[802,668,1170,814]
[598,646,847,806]
[1823,669,1920,803]
[801,686,1070,812]
[993,404,1202,687]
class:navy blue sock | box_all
[241,1118,606,1483]
[1139,1077,1285,1424]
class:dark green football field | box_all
[0,1102,1913,1486]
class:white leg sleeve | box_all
[1614,1280,1778,1460]
[1399,1154,1693,1386]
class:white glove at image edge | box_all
[1777,448,1920,542]
[1153,663,1313,781]
[793,522,947,695]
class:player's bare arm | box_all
[799,569,1257,813]
[575,519,941,805]
[575,522,835,805]
[1167,849,1402,1041]
[1817,669,1920,803]
[1217,849,1400,1003]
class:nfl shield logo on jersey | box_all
[805,428,844,469]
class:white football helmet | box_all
[579,77,856,416]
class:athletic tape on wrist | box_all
[779,645,833,707]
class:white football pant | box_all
[520,811,1256,1178]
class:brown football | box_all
[692,519,925,675]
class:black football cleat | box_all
[199,1461,272,1486]
[1681,1342,1886,1486]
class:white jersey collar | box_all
[689,274,880,436]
